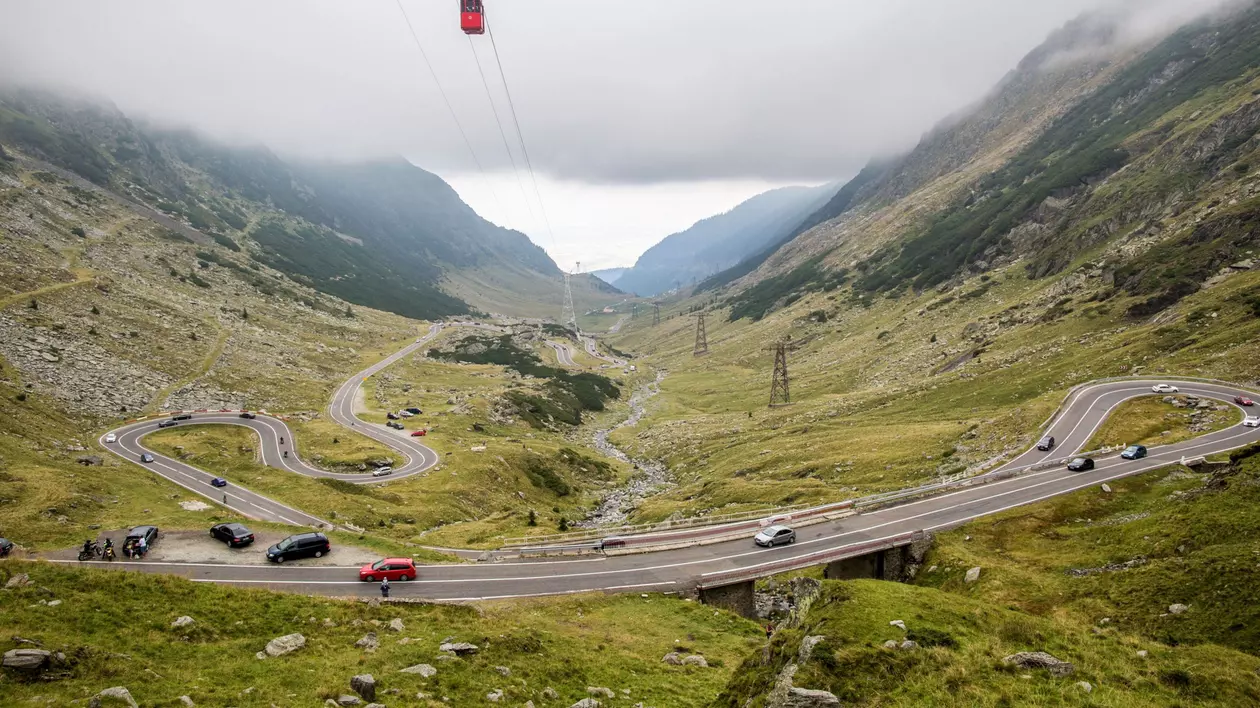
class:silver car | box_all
[371,467,393,478]
[754,525,796,547]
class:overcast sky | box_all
[0,0,1233,269]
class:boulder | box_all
[569,700,601,708]
[439,641,479,656]
[77,455,104,466]
[400,663,437,678]
[681,655,708,667]
[1101,484,1112,493]
[1076,681,1093,693]
[965,567,982,583]
[351,674,377,701]
[262,633,306,658]
[3,648,51,671]
[587,687,616,698]
[179,697,195,708]
[355,632,380,651]
[543,687,559,700]
[5,573,30,589]
[495,665,511,676]
[899,640,918,650]
[487,689,504,702]
[782,687,840,707]
[336,697,361,707]
[364,704,387,708]
[661,652,682,665]
[889,620,906,631]
[88,687,139,708]
[388,618,405,632]
[171,616,196,629]
[1169,603,1189,615]
[883,640,898,649]
[1002,651,1075,677]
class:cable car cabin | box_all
[460,0,485,35]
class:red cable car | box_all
[460,0,485,35]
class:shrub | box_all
[70,226,86,237]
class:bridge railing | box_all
[696,531,920,589]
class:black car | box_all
[386,421,404,430]
[239,412,256,420]
[266,532,330,563]
[123,525,159,558]
[157,420,177,429]
[386,412,399,420]
[1121,444,1148,460]
[405,407,422,415]
[171,414,192,421]
[0,537,14,557]
[140,453,155,463]
[1067,457,1095,472]
[210,523,255,548]
[1036,435,1055,451]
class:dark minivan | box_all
[266,532,330,563]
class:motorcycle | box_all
[103,545,116,561]
[77,542,101,561]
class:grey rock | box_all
[3,648,51,671]
[439,641,479,655]
[5,573,30,589]
[889,620,906,631]
[47,599,62,607]
[179,697,195,708]
[1002,651,1075,677]
[355,632,379,651]
[587,687,616,698]
[400,664,437,678]
[542,687,559,700]
[883,640,898,649]
[486,689,504,702]
[1137,650,1149,658]
[88,687,139,708]
[798,636,826,663]
[965,567,982,583]
[661,652,682,665]
[899,640,918,650]
[1076,681,1093,693]
[782,687,840,707]
[388,617,405,632]
[171,615,195,629]
[494,665,511,676]
[336,696,361,707]
[262,632,306,657]
[681,655,708,667]
[351,674,377,701]
[569,700,601,708]
[364,704,387,708]
[1169,603,1189,615]
[1101,483,1112,493]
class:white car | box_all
[104,433,117,443]
[1244,416,1260,428]
[1151,384,1179,394]
[398,411,413,418]
[371,467,393,477]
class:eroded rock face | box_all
[1002,651,1075,677]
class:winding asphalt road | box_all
[82,371,1260,599]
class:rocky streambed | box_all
[577,370,674,528]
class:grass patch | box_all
[1085,395,1241,450]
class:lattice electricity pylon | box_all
[693,312,708,357]
[652,302,661,326]
[764,336,800,408]
[561,261,579,332]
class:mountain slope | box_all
[0,89,564,320]
[615,183,836,297]
[590,267,628,286]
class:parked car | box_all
[1121,444,1148,460]
[104,433,117,444]
[386,421,404,430]
[266,532,330,563]
[171,414,193,421]
[386,412,399,420]
[1036,435,1055,451]
[410,429,427,437]
[754,525,796,547]
[210,477,228,488]
[239,412,257,419]
[1067,457,1095,472]
[359,557,416,582]
[1151,384,1179,393]
[1244,416,1260,428]
[1235,395,1255,406]
[123,525,159,559]
[0,537,14,557]
[140,453,155,463]
[405,407,422,415]
[371,467,393,477]
[157,420,177,429]
[210,522,255,548]
[398,410,413,418]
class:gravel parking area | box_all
[49,529,378,567]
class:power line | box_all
[393,0,506,220]
[486,17,557,246]
[466,34,539,233]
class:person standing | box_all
[380,577,390,599]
